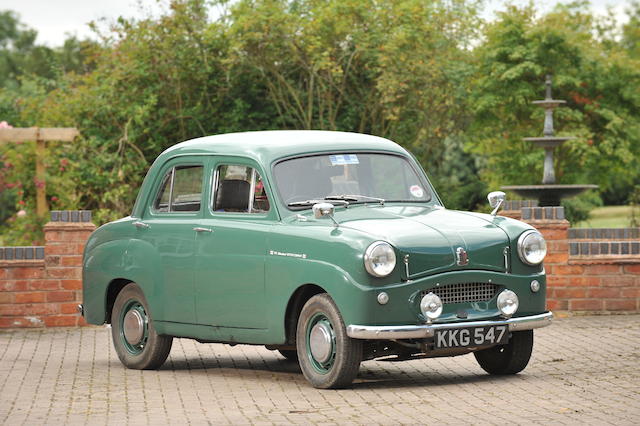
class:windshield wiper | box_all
[287,199,350,208]
[325,194,385,206]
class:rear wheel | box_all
[474,330,533,375]
[296,293,362,389]
[111,282,173,370]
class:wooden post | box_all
[35,134,47,217]
[0,127,79,218]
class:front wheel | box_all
[474,330,533,375]
[111,282,173,370]
[296,293,362,389]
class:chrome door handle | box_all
[193,227,213,233]
[133,221,149,229]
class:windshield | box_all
[274,153,433,208]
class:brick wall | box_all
[503,206,640,313]
[1,207,639,328]
[0,211,95,328]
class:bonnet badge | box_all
[456,247,469,266]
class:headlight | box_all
[364,241,396,277]
[517,230,547,265]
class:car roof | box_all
[156,130,407,165]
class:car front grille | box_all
[421,282,500,304]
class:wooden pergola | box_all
[0,127,79,217]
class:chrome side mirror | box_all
[312,202,339,227]
[487,191,506,216]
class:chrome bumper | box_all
[346,312,553,340]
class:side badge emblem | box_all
[456,247,469,266]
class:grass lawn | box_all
[573,205,637,228]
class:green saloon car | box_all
[81,130,552,388]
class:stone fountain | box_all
[501,75,597,206]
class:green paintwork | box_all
[83,130,548,346]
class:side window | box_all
[154,171,172,212]
[213,165,270,213]
[153,165,203,213]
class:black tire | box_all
[278,349,298,362]
[111,282,173,370]
[296,293,362,389]
[474,330,534,375]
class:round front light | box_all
[420,292,443,321]
[517,230,547,265]
[377,292,389,305]
[497,289,519,317]
[530,280,540,293]
[364,241,396,277]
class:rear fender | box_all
[83,239,164,324]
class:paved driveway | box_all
[1,315,638,425]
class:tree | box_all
[622,1,640,58]
[229,0,482,207]
[0,11,96,244]
[467,3,640,206]
[4,0,639,243]
[9,0,278,225]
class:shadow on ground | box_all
[151,352,508,389]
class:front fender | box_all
[265,256,374,343]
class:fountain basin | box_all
[501,184,598,207]
[524,136,573,148]
[532,99,566,108]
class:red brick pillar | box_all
[42,211,96,326]
[0,248,46,327]
[516,206,639,313]
[1,211,95,327]
[518,207,570,311]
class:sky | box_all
[2,0,633,47]
[3,0,166,46]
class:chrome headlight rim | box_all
[517,230,547,266]
[364,241,397,278]
[420,292,443,321]
[497,289,519,317]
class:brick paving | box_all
[1,315,639,425]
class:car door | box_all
[194,159,275,329]
[135,156,207,324]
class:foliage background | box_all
[1,0,639,244]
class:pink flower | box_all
[51,196,59,202]
[17,209,27,217]
[0,121,13,129]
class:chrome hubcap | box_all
[123,309,145,345]
[309,322,333,364]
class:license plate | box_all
[434,325,509,349]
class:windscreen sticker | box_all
[409,185,424,198]
[329,154,359,165]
